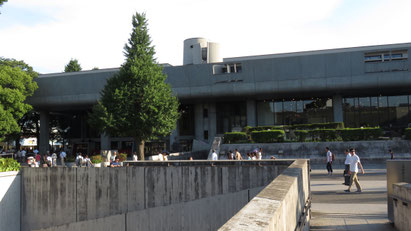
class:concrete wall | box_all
[387,160,411,222]
[392,183,411,231]
[35,187,265,231]
[0,171,20,231]
[219,159,310,231]
[220,140,411,164]
[22,160,291,231]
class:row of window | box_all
[213,63,242,75]
[343,95,411,128]
[257,98,333,126]
[364,50,408,63]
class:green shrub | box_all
[247,126,284,133]
[0,158,20,172]
[339,127,382,141]
[309,129,341,141]
[405,128,411,140]
[90,155,103,164]
[119,153,128,162]
[295,130,309,142]
[251,130,285,143]
[291,122,344,130]
[224,132,249,143]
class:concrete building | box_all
[28,38,411,155]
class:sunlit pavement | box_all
[309,167,396,231]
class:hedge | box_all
[244,125,284,133]
[224,132,249,143]
[309,129,342,141]
[290,122,344,130]
[405,128,411,140]
[339,127,382,141]
[251,130,285,143]
[0,158,20,172]
[295,130,309,142]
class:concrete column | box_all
[39,111,50,155]
[333,95,343,123]
[194,104,203,140]
[246,99,257,127]
[209,103,217,143]
[100,132,110,150]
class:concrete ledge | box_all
[393,183,411,231]
[219,159,310,231]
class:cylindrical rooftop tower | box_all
[183,38,221,65]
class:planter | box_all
[94,163,101,167]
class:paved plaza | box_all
[310,166,396,231]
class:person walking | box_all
[345,148,365,193]
[325,147,333,175]
[60,150,66,166]
[257,148,263,160]
[342,149,351,186]
[235,149,243,160]
[389,149,394,159]
[211,149,218,160]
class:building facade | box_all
[28,38,411,155]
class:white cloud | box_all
[1,0,411,73]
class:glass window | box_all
[343,98,357,127]
[388,95,409,128]
[274,102,283,125]
[283,101,296,125]
[257,101,275,126]
[179,104,195,136]
[358,97,371,127]
[216,101,246,133]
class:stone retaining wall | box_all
[219,159,310,231]
[392,183,411,231]
[22,160,291,231]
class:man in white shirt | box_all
[343,149,351,186]
[345,148,365,193]
[257,148,263,160]
[60,150,66,166]
[211,150,218,160]
[325,147,333,175]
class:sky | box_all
[0,0,411,74]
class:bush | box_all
[119,153,128,162]
[291,122,344,130]
[295,130,309,142]
[339,127,382,141]
[90,155,103,164]
[246,126,284,133]
[251,130,285,143]
[405,128,411,140]
[224,132,249,144]
[0,158,20,172]
[310,129,341,141]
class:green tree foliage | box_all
[89,12,179,160]
[64,59,82,72]
[0,158,20,172]
[0,0,7,13]
[0,58,38,139]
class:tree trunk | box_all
[135,139,145,161]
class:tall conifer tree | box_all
[89,12,179,160]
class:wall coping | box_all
[0,171,20,177]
